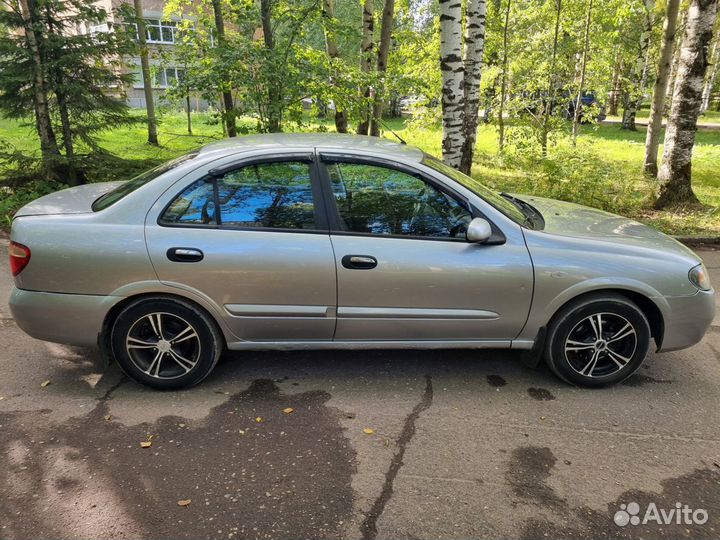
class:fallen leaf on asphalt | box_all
[104,415,112,421]
[539,416,546,421]
[40,380,51,388]
[0,396,5,400]
[255,417,263,423]
[140,441,152,448]
[282,407,294,414]
[178,423,186,428]
[177,499,191,507]
[239,429,246,435]
[363,428,375,435]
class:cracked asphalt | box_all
[0,236,719,540]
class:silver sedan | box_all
[8,134,715,389]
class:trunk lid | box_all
[13,181,125,217]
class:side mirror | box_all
[466,217,492,243]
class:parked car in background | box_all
[8,134,714,389]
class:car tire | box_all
[544,293,651,387]
[110,297,223,390]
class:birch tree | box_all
[700,33,719,111]
[539,0,563,157]
[621,0,655,130]
[644,0,682,176]
[459,0,487,174]
[439,0,465,166]
[666,6,688,103]
[497,0,511,152]
[656,0,719,208]
[133,0,159,145]
[211,0,237,137]
[357,0,374,135]
[571,0,593,146]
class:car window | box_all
[160,161,318,230]
[327,162,473,239]
[92,151,199,212]
[161,179,217,225]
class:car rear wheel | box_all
[545,294,651,387]
[110,297,223,390]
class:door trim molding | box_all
[337,307,499,319]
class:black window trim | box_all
[157,152,331,234]
[316,152,506,245]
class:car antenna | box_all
[377,118,407,145]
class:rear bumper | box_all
[9,287,118,347]
[658,289,716,352]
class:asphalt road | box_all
[1,236,719,540]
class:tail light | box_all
[9,241,31,276]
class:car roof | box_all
[198,133,424,162]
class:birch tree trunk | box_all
[497,0,512,152]
[439,0,464,166]
[644,0,682,176]
[540,0,562,157]
[211,0,236,137]
[700,35,719,111]
[19,0,61,177]
[133,0,159,145]
[571,0,593,145]
[656,0,719,208]
[621,0,655,130]
[357,0,374,135]
[666,6,688,107]
[369,0,395,136]
[607,50,622,117]
[260,0,282,132]
[458,0,487,174]
[322,0,348,133]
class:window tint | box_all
[328,163,472,238]
[160,161,318,230]
[161,179,216,225]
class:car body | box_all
[8,134,715,389]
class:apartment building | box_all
[87,0,199,109]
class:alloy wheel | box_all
[125,312,201,380]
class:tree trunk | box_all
[18,0,61,175]
[621,0,655,130]
[656,0,719,208]
[211,0,237,137]
[571,0,593,145]
[186,93,192,135]
[133,0,159,146]
[357,0,374,135]
[666,6,687,108]
[459,0,487,174]
[439,0,464,165]
[261,0,282,132]
[540,0,562,157]
[497,0,511,152]
[369,0,395,136]
[700,35,719,111]
[322,0,348,133]
[644,0,682,176]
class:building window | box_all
[145,19,177,44]
[133,66,186,89]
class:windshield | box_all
[422,154,541,229]
[92,152,199,212]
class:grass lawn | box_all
[1,110,718,236]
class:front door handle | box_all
[167,247,204,263]
[342,254,377,270]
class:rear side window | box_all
[160,161,318,230]
[92,152,198,212]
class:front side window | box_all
[327,162,473,239]
[160,161,318,230]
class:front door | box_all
[145,156,337,342]
[321,158,533,342]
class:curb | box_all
[674,236,720,248]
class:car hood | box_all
[517,194,700,262]
[14,181,125,217]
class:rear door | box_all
[145,153,337,342]
[318,155,534,342]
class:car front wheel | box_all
[545,294,651,387]
[110,297,223,390]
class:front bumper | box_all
[9,287,120,347]
[658,289,716,352]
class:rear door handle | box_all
[341,254,377,270]
[167,247,204,263]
